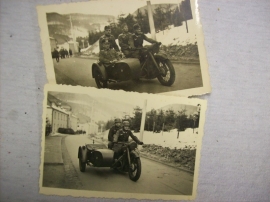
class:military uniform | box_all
[133,33,158,48]
[99,34,120,52]
[113,128,140,144]
[107,125,120,149]
[99,49,120,64]
[118,32,138,58]
[112,128,142,158]
[108,125,120,142]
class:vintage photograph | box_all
[40,84,207,200]
[37,0,211,96]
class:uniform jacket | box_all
[133,33,157,48]
[99,34,120,52]
[99,49,120,63]
[118,32,135,51]
[108,125,120,142]
[113,128,140,144]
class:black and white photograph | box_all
[37,0,211,96]
[40,84,207,200]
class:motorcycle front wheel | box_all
[128,157,141,182]
[156,59,175,86]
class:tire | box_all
[156,59,175,86]
[94,68,108,88]
[128,157,141,182]
[79,157,86,172]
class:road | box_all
[53,57,203,94]
[63,135,194,195]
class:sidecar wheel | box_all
[156,59,175,86]
[94,69,108,88]
[128,157,141,182]
[79,158,86,172]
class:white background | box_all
[0,0,269,201]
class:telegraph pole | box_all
[146,1,156,40]
[139,99,147,150]
[69,15,78,52]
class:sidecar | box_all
[78,143,114,172]
[92,58,141,88]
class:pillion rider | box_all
[99,25,120,52]
[99,41,120,65]
[112,120,143,159]
[107,118,122,149]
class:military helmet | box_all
[122,120,130,127]
[133,23,140,30]
[104,25,111,30]
[115,118,121,123]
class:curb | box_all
[140,152,194,174]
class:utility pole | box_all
[139,100,147,150]
[147,1,156,40]
[69,15,78,52]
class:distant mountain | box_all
[46,12,115,40]
[47,92,138,123]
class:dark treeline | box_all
[87,2,191,46]
[103,106,200,134]
[145,108,200,133]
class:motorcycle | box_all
[92,43,176,88]
[78,141,142,181]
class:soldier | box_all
[118,23,138,58]
[69,48,73,57]
[112,120,143,160]
[99,25,120,52]
[53,48,59,62]
[133,23,160,48]
[107,118,122,149]
[99,41,120,64]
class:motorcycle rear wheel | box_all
[94,68,108,88]
[128,157,141,182]
[156,59,175,86]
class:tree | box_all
[172,7,184,27]
[164,109,175,131]
[131,106,142,132]
[154,6,170,32]
[88,31,104,45]
[105,119,114,130]
[135,9,150,34]
[146,109,157,132]
[175,109,189,138]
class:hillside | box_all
[46,12,115,39]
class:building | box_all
[47,103,69,133]
[49,37,57,52]
[68,114,78,132]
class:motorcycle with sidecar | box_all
[78,141,142,181]
[92,43,176,88]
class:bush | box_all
[58,128,75,134]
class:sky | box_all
[49,0,184,17]
[87,88,199,114]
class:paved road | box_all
[64,135,194,195]
[53,57,203,94]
